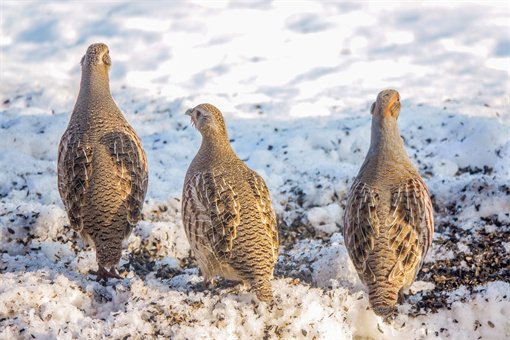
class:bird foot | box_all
[95,266,122,283]
[223,279,244,288]
[199,278,243,291]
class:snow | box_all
[1,1,509,339]
[307,203,342,234]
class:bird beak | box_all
[185,108,196,127]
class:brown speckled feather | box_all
[344,181,380,283]
[102,125,148,227]
[247,171,279,263]
[182,171,241,259]
[386,178,433,277]
[344,177,433,285]
[58,131,94,233]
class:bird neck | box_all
[80,65,110,95]
[194,133,237,168]
[362,116,413,172]
[70,65,125,127]
[370,116,404,150]
[77,66,114,106]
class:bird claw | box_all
[95,266,122,283]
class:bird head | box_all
[80,43,112,72]
[185,103,228,137]
[370,89,401,120]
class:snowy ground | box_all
[1,1,509,339]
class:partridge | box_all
[58,43,148,282]
[343,89,434,317]
[182,104,279,302]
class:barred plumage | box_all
[57,43,148,282]
[343,89,434,317]
[182,104,278,302]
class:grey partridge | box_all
[182,104,279,302]
[343,89,434,317]
[57,43,148,282]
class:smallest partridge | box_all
[182,104,279,302]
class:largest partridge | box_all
[343,89,434,317]
[182,104,279,302]
[58,43,148,282]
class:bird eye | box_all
[196,111,201,118]
[397,97,400,102]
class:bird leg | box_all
[96,266,122,282]
[202,277,209,290]
[397,289,405,304]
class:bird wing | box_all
[57,129,94,233]
[343,180,381,283]
[182,171,241,259]
[101,125,149,231]
[385,177,434,282]
[247,171,279,263]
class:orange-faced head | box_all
[370,89,401,119]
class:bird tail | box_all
[95,240,122,268]
[252,278,273,302]
[368,285,399,317]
